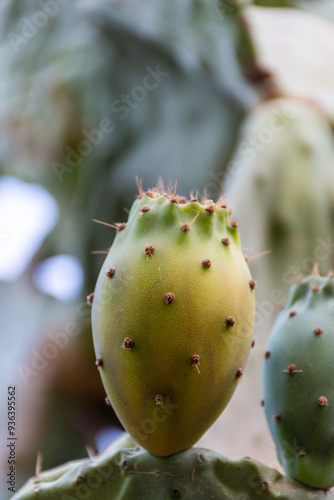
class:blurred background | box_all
[1,0,334,497]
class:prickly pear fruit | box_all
[12,433,333,500]
[264,272,334,489]
[91,188,255,456]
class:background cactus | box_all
[263,272,334,489]
[91,188,255,456]
[13,433,333,500]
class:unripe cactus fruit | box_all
[91,188,255,456]
[264,272,334,489]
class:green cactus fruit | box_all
[12,433,333,500]
[90,188,255,457]
[263,272,334,489]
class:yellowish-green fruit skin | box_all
[92,194,255,456]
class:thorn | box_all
[249,280,257,290]
[87,293,94,306]
[140,205,151,213]
[93,219,126,232]
[76,475,84,485]
[283,364,303,375]
[122,338,134,349]
[205,203,215,213]
[123,207,130,214]
[136,176,143,197]
[91,250,108,254]
[264,350,271,359]
[35,451,43,477]
[261,400,265,407]
[226,316,235,327]
[247,250,271,261]
[318,396,329,406]
[180,210,201,232]
[165,292,175,305]
[251,340,256,348]
[105,396,111,406]
[314,327,323,336]
[236,368,244,378]
[312,262,319,275]
[230,220,238,228]
[85,446,96,459]
[189,191,198,202]
[221,237,230,246]
[311,284,319,292]
[289,310,297,317]
[105,268,115,278]
[202,258,212,268]
[272,414,281,422]
[216,194,227,208]
[144,245,155,257]
[155,395,164,405]
[191,354,200,373]
[179,196,187,204]
[95,358,103,368]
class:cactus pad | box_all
[12,433,332,500]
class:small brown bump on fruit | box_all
[273,414,281,422]
[76,476,84,485]
[283,364,303,375]
[181,223,190,232]
[314,327,323,336]
[122,337,134,349]
[116,222,127,232]
[86,293,94,306]
[311,284,319,292]
[205,204,215,213]
[202,258,212,268]
[249,280,257,290]
[155,394,164,405]
[191,354,200,366]
[191,354,201,373]
[261,400,265,407]
[236,368,244,378]
[165,292,175,305]
[226,316,235,327]
[105,396,111,406]
[318,396,329,407]
[230,219,238,228]
[171,489,180,498]
[144,245,155,257]
[95,357,103,368]
[299,450,306,456]
[264,350,271,359]
[140,205,150,213]
[289,310,297,317]
[105,267,115,278]
[221,237,230,246]
[251,340,256,348]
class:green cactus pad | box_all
[12,433,332,500]
[264,272,334,489]
[91,188,255,456]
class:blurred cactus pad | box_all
[12,433,333,500]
